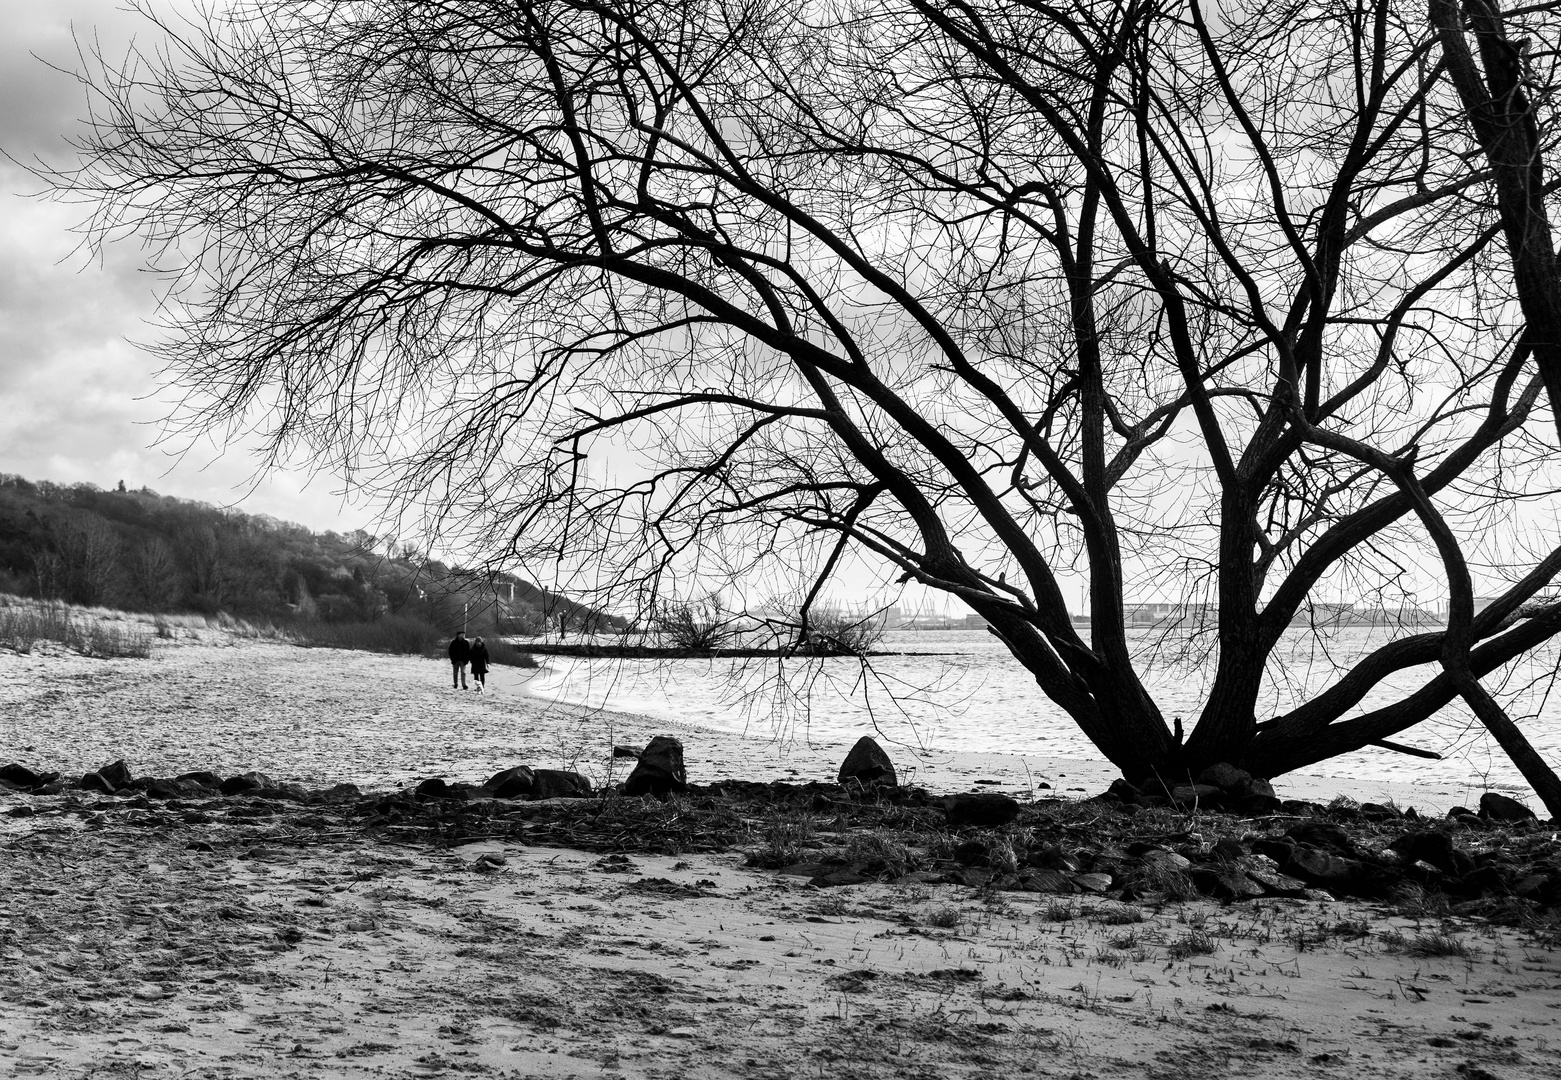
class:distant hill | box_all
[0,474,623,636]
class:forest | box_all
[0,474,620,645]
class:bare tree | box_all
[42,0,1561,808]
[53,513,124,607]
[654,594,743,652]
[127,536,182,610]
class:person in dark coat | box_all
[469,636,490,691]
[448,631,471,689]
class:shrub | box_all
[79,621,155,659]
[746,812,817,869]
[0,599,153,658]
[294,614,442,654]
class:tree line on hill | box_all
[0,474,620,641]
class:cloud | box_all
[0,2,370,534]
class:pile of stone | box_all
[1101,762,1282,813]
[1,759,360,810]
[409,735,688,803]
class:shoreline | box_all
[0,614,1537,815]
[507,671,1522,817]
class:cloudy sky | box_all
[0,1,370,534]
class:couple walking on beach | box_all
[447,631,489,690]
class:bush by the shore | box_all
[0,598,153,658]
[0,594,537,666]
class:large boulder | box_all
[944,792,1021,829]
[624,736,687,797]
[837,736,897,787]
[531,769,592,800]
[1479,792,1537,822]
[484,766,536,800]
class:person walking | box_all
[448,631,471,689]
[469,636,490,691]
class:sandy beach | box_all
[0,611,1493,813]
[4,612,1561,1079]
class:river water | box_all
[517,627,1561,808]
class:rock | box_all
[1211,837,1245,861]
[1025,844,1080,873]
[0,764,44,789]
[531,769,592,800]
[944,792,1021,829]
[1285,820,1356,855]
[1479,792,1537,822]
[484,766,535,800]
[320,782,361,801]
[1190,865,1265,900]
[174,771,223,790]
[96,760,133,790]
[1070,872,1113,892]
[415,777,459,799]
[1284,844,1364,884]
[837,736,897,787]
[624,735,688,797]
[1360,802,1400,820]
[1169,783,1223,806]
[144,779,188,800]
[1243,862,1311,898]
[221,771,273,796]
[1196,762,1252,791]
[612,745,644,759]
[1019,868,1075,893]
[953,839,990,866]
[1232,776,1276,801]
[1140,848,1192,872]
[1251,837,1295,863]
[1452,864,1512,898]
[1105,778,1141,802]
[1390,832,1475,878]
[811,867,870,888]
[80,770,117,795]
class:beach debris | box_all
[944,792,1020,829]
[624,735,687,797]
[1479,792,1537,822]
[837,736,897,788]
